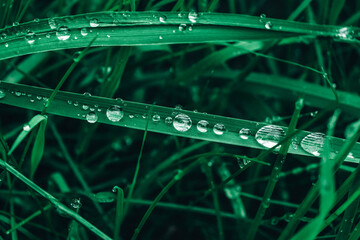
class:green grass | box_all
[1,1,360,240]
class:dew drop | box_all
[73,101,79,107]
[213,123,225,135]
[73,51,81,62]
[4,43,8,47]
[0,89,6,99]
[300,133,325,156]
[23,124,31,131]
[255,125,285,148]
[159,15,167,23]
[260,13,266,19]
[239,128,251,140]
[15,91,21,97]
[25,31,36,44]
[90,18,99,27]
[80,28,89,36]
[48,18,57,29]
[56,26,71,41]
[112,186,120,193]
[70,198,82,209]
[86,111,98,123]
[265,21,273,29]
[262,198,270,208]
[82,104,89,110]
[173,114,192,132]
[152,114,161,122]
[106,105,124,122]
[165,116,173,125]
[178,24,187,31]
[34,18,40,23]
[188,11,199,23]
[197,120,209,133]
[83,92,91,97]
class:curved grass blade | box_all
[1,81,360,164]
[29,117,47,180]
[8,114,47,156]
[0,11,359,60]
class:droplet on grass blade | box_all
[255,125,285,148]
[239,128,251,140]
[25,31,36,44]
[300,133,325,156]
[90,18,99,27]
[197,120,209,133]
[80,28,89,36]
[0,89,6,99]
[86,111,98,123]
[70,198,82,209]
[106,105,124,122]
[56,26,71,41]
[188,11,199,23]
[213,123,225,135]
[173,114,192,132]
[159,15,167,23]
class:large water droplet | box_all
[178,24,187,31]
[152,114,161,122]
[197,120,209,133]
[23,124,31,131]
[188,11,199,23]
[0,89,6,99]
[86,111,98,123]
[56,26,71,41]
[265,21,273,29]
[90,18,99,27]
[255,125,285,148]
[80,28,89,36]
[106,105,124,122]
[25,31,36,44]
[70,198,82,209]
[213,123,225,135]
[300,133,325,156]
[173,114,192,132]
[239,128,251,140]
[159,15,167,23]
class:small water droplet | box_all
[265,21,273,29]
[188,10,199,23]
[23,124,31,131]
[34,18,40,23]
[73,101,79,107]
[80,28,89,36]
[0,89,6,99]
[152,114,161,122]
[90,18,99,27]
[159,36,163,39]
[129,114,134,118]
[310,111,318,117]
[70,198,82,209]
[262,198,270,208]
[112,186,120,193]
[36,96,42,100]
[15,91,21,97]
[213,123,225,135]
[260,13,266,19]
[165,116,173,125]
[239,128,251,140]
[174,170,183,180]
[82,104,89,110]
[255,125,285,148]
[86,111,98,123]
[29,97,35,103]
[159,15,167,23]
[48,18,57,29]
[173,114,192,132]
[83,92,91,97]
[56,26,71,41]
[178,24,187,31]
[300,133,325,156]
[106,105,124,122]
[197,120,209,133]
[4,43,8,47]
[25,31,36,44]
[73,51,81,62]
[271,217,279,225]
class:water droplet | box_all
[13,22,19,26]
[197,120,209,133]
[255,125,285,148]
[34,18,40,23]
[4,43,8,47]
[56,26,71,41]
[165,116,173,125]
[82,104,89,110]
[106,105,124,122]
[239,128,251,140]
[271,217,279,225]
[159,15,167,23]
[173,114,192,132]
[310,111,318,117]
[152,114,161,122]
[178,24,186,31]
[25,31,36,44]
[80,28,88,36]
[23,124,31,131]
[300,133,325,156]
[83,92,91,97]
[73,51,81,62]
[15,91,21,97]
[29,97,35,103]
[129,114,134,118]
[262,198,270,208]
[112,186,120,193]
[188,11,199,23]
[48,18,57,29]
[213,123,225,135]
[70,198,82,209]
[265,21,273,29]
[86,111,98,123]
[260,13,266,19]
[0,89,6,99]
[336,27,355,40]
[90,18,99,27]
[73,101,79,107]
[159,36,163,40]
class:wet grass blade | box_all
[1,11,359,60]
[29,117,47,180]
[113,186,124,240]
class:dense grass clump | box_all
[1,1,360,240]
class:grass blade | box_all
[29,117,47,180]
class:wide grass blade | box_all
[29,117,47,180]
